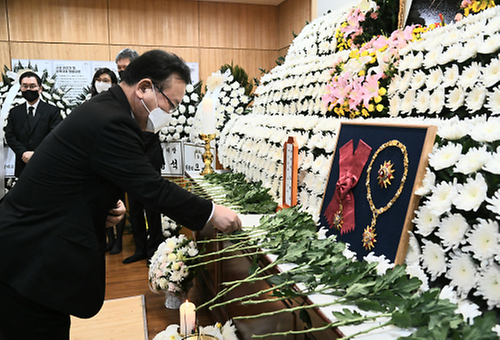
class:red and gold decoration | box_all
[377,160,395,188]
[363,140,408,250]
[278,136,299,210]
[324,139,372,234]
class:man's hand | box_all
[207,204,242,233]
[106,200,126,227]
[22,151,34,163]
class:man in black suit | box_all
[0,50,241,339]
[4,71,62,177]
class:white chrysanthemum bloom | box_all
[485,188,500,216]
[428,143,462,170]
[470,118,500,142]
[388,94,401,117]
[455,298,482,325]
[485,87,500,115]
[411,70,426,90]
[426,68,443,90]
[342,243,357,261]
[415,89,430,114]
[458,62,482,89]
[423,45,443,69]
[436,213,470,251]
[398,71,413,93]
[437,117,468,140]
[413,205,440,237]
[406,263,429,292]
[421,239,447,281]
[463,218,499,265]
[407,51,424,70]
[400,89,416,114]
[442,64,460,87]
[446,251,478,298]
[363,252,394,276]
[405,231,421,265]
[415,167,435,196]
[482,58,500,88]
[446,86,466,111]
[474,263,500,309]
[478,32,500,54]
[428,86,445,114]
[453,173,488,212]
[465,87,486,113]
[453,146,490,174]
[425,180,457,216]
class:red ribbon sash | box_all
[324,139,372,234]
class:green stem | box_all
[234,299,344,320]
[338,321,392,340]
[241,285,337,305]
[251,313,391,338]
[188,249,271,269]
[209,281,292,310]
[190,242,257,261]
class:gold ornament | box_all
[364,140,408,250]
[377,160,395,188]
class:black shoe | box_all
[110,242,122,255]
[122,253,147,264]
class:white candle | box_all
[201,97,215,134]
[180,300,196,335]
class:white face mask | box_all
[95,81,112,93]
[141,85,172,133]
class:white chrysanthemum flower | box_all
[413,205,440,237]
[474,263,500,309]
[437,118,468,140]
[453,146,490,174]
[426,180,457,216]
[458,62,482,89]
[406,263,429,292]
[464,218,500,265]
[470,119,500,142]
[485,87,500,115]
[446,86,465,111]
[485,188,500,216]
[421,239,447,281]
[411,70,427,90]
[363,252,394,276]
[428,143,462,170]
[405,231,421,265]
[465,87,486,113]
[436,213,470,250]
[453,173,488,212]
[429,86,446,113]
[389,94,401,117]
[445,251,477,298]
[423,45,443,69]
[407,51,424,70]
[400,89,416,114]
[342,243,357,261]
[482,58,500,88]
[415,89,430,114]
[426,68,443,90]
[415,167,435,196]
[398,71,413,93]
[442,64,460,87]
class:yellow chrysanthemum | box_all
[376,104,384,112]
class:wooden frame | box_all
[319,121,436,265]
[278,136,298,210]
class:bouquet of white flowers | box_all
[148,234,199,296]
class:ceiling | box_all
[197,0,286,5]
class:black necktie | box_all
[28,106,35,130]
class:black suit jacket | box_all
[4,100,62,177]
[0,86,212,318]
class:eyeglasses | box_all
[21,84,39,90]
[153,82,179,113]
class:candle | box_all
[180,300,196,335]
[201,97,215,134]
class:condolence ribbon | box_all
[324,139,371,234]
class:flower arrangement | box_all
[191,65,253,142]
[160,215,183,238]
[158,82,202,142]
[148,234,199,296]
[153,320,238,340]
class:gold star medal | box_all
[377,160,395,188]
[362,226,377,250]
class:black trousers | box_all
[0,281,70,340]
[128,195,164,259]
